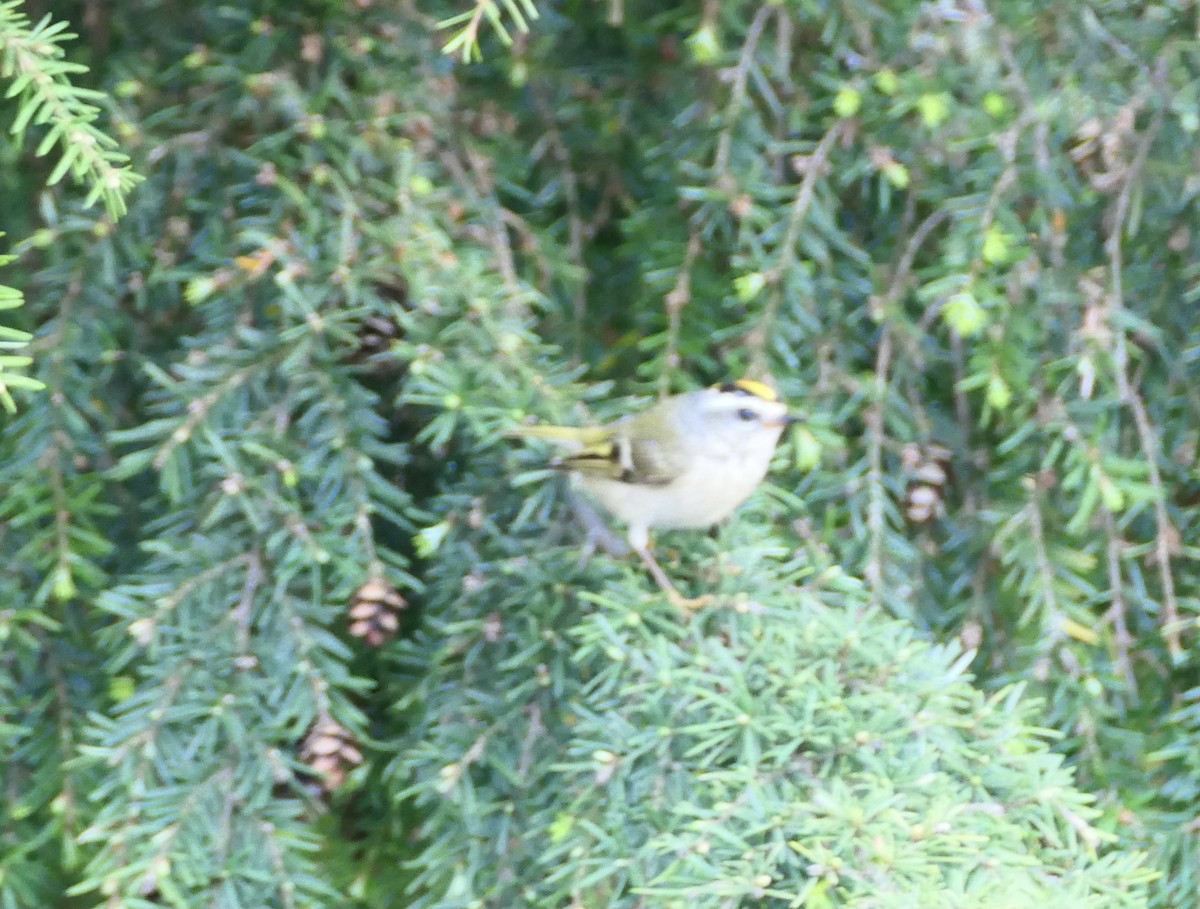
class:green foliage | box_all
[552,603,1150,908]
[439,0,541,63]
[392,517,1154,907]
[0,0,141,217]
[0,239,43,411]
[0,0,1198,907]
[0,0,140,417]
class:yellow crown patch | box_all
[716,379,780,402]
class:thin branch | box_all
[516,702,545,779]
[884,209,951,308]
[917,135,1018,337]
[0,7,141,216]
[44,640,80,843]
[1026,485,1063,642]
[499,207,554,290]
[1055,796,1108,852]
[232,550,263,661]
[949,334,971,462]
[1103,91,1180,658]
[864,207,949,608]
[749,119,844,374]
[994,27,1050,171]
[712,5,773,181]
[864,325,892,608]
[1080,5,1152,82]
[152,363,259,470]
[444,144,537,323]
[462,147,521,292]
[660,229,702,398]
[1102,508,1137,696]
[532,85,588,361]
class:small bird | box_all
[511,379,797,609]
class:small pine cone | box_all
[347,577,407,646]
[343,283,407,370]
[302,718,364,793]
[905,484,941,523]
[903,444,952,524]
[355,312,403,357]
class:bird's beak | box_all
[767,415,802,428]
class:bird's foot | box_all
[665,590,715,612]
[634,541,714,613]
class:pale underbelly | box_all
[581,461,767,531]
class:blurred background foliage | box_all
[0,0,1197,906]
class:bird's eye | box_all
[737,408,757,422]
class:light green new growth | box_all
[0,0,141,218]
[0,243,43,413]
[439,0,540,63]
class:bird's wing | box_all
[511,411,685,486]
[507,424,610,452]
[557,418,684,486]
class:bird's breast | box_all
[581,447,773,531]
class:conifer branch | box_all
[0,245,43,412]
[1103,84,1178,659]
[532,83,588,359]
[1026,480,1064,642]
[1,2,1193,905]
[661,228,701,397]
[712,5,773,182]
[865,326,892,607]
[439,0,540,62]
[750,119,843,374]
[1102,508,1137,696]
[0,1,141,216]
[865,208,949,607]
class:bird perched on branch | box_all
[511,379,797,609]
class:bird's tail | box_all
[506,423,610,452]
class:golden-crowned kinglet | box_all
[512,379,797,609]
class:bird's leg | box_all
[638,547,713,611]
[629,527,712,611]
[568,488,631,559]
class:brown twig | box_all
[712,5,773,181]
[531,85,588,360]
[864,326,892,608]
[1103,93,1179,658]
[660,229,702,398]
[749,120,845,375]
[994,27,1050,171]
[44,640,79,843]
[883,209,950,310]
[1102,509,1138,696]
[448,0,491,61]
[499,207,555,290]
[1026,483,1064,643]
[232,549,263,661]
[864,208,949,608]
[516,703,545,778]
[461,148,521,290]
[152,364,257,470]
